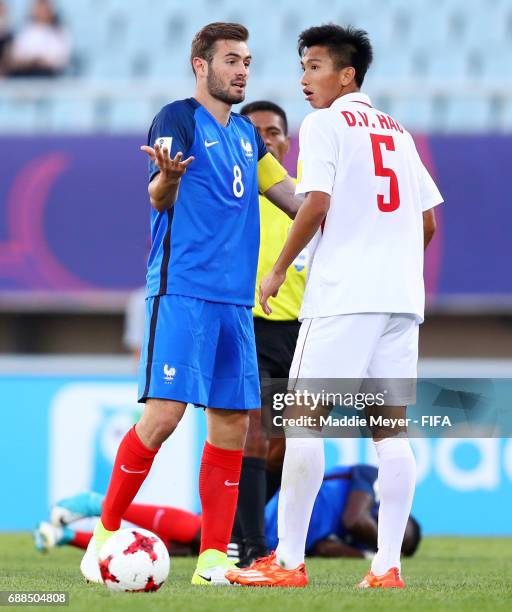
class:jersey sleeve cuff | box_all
[295,183,333,196]
[421,197,444,211]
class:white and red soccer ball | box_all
[98,528,170,592]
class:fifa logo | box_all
[154,136,173,158]
[163,365,176,382]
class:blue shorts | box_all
[138,294,260,410]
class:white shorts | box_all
[289,313,419,404]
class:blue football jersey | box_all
[145,98,267,306]
[265,465,378,552]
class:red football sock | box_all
[123,504,201,544]
[199,441,243,554]
[101,426,160,531]
[70,531,92,550]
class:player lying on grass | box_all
[34,464,421,562]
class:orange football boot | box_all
[357,567,405,589]
[226,551,308,587]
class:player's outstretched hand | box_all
[140,143,194,183]
[259,269,286,316]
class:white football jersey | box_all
[296,92,443,323]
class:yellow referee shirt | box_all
[253,187,307,321]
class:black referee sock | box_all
[231,512,243,542]
[229,513,244,562]
[235,456,267,550]
[265,467,283,503]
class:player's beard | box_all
[207,68,245,105]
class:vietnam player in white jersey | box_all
[228,25,442,588]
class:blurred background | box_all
[0,0,511,539]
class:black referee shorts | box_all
[254,317,301,403]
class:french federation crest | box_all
[163,364,176,382]
[240,138,253,158]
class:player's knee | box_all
[222,409,249,431]
[150,417,178,444]
[243,410,268,458]
[138,401,183,446]
[138,420,174,448]
[267,437,286,471]
[207,409,250,449]
[243,436,268,458]
[232,411,250,443]
[341,513,365,533]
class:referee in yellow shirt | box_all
[232,101,306,566]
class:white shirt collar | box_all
[331,92,372,108]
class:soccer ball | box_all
[98,528,170,592]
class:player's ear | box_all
[340,66,356,87]
[192,56,207,78]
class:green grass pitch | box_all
[0,534,511,611]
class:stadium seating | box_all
[1,0,511,132]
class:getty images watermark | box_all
[260,378,512,438]
[273,389,387,411]
[272,389,451,429]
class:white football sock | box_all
[371,437,416,576]
[275,432,324,569]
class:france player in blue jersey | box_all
[81,23,301,587]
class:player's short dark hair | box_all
[240,100,288,136]
[298,24,373,87]
[190,22,249,74]
[402,515,422,557]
